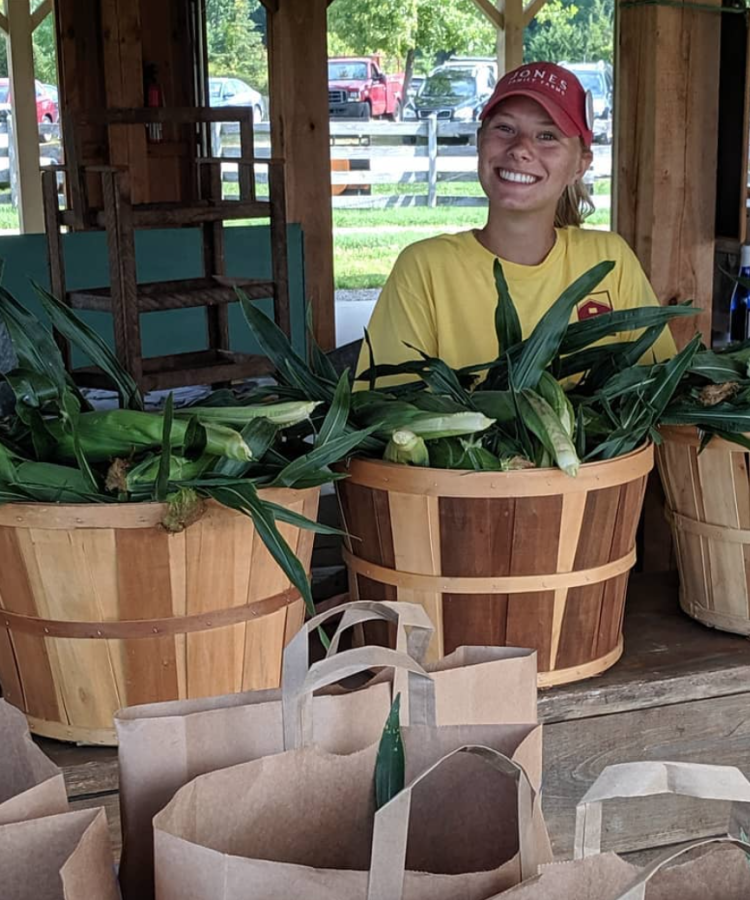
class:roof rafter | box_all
[523,0,549,26]
[470,0,505,30]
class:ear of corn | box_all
[174,400,320,428]
[519,390,580,477]
[384,430,430,466]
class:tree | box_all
[524,0,613,64]
[327,0,496,75]
[206,0,269,93]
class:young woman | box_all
[357,62,676,380]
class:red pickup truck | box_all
[328,56,405,121]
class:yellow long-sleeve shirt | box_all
[356,227,677,386]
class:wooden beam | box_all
[100,0,149,205]
[615,0,720,348]
[258,0,279,11]
[523,0,549,27]
[6,0,44,232]
[30,0,52,32]
[0,13,8,35]
[267,0,335,351]
[471,0,504,30]
[497,0,524,75]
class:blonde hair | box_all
[555,180,595,228]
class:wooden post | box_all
[496,0,525,75]
[615,0,721,348]
[5,0,44,233]
[427,114,438,208]
[267,0,335,351]
[100,0,149,206]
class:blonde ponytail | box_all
[555,180,595,228]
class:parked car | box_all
[0,79,58,126]
[328,56,404,121]
[208,76,265,123]
[402,64,496,122]
[559,61,613,144]
[405,75,424,101]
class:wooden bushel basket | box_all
[336,445,652,687]
[0,489,319,744]
[658,426,750,635]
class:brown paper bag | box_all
[0,698,68,825]
[498,839,750,899]
[0,807,119,900]
[117,600,538,900]
[153,724,551,900]
[498,761,750,900]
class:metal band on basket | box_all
[0,587,301,639]
[341,547,637,593]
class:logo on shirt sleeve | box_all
[576,290,613,320]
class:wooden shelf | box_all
[73,349,273,392]
[68,276,275,313]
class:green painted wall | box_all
[0,224,306,370]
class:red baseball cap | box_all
[480,62,594,148]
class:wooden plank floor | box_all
[38,572,750,861]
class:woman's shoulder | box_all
[396,230,480,267]
[561,226,634,259]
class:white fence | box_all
[218,119,611,210]
[217,119,486,209]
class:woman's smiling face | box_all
[478,95,592,216]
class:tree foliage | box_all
[327,0,496,74]
[206,0,269,94]
[525,0,613,64]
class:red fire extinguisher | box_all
[144,64,163,143]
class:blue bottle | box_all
[729,244,750,343]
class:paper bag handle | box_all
[326,601,434,662]
[366,745,539,900]
[574,762,750,858]
[282,601,434,705]
[613,836,750,900]
[282,645,436,749]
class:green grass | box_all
[333,204,612,289]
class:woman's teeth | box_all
[498,169,538,184]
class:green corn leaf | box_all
[236,289,333,401]
[583,324,667,393]
[493,258,522,351]
[401,345,474,405]
[32,282,143,410]
[212,417,279,478]
[263,500,348,537]
[306,304,340,383]
[363,327,377,391]
[557,343,632,379]
[317,371,351,446]
[375,694,405,810]
[643,334,701,419]
[560,302,695,355]
[155,393,174,502]
[519,389,580,476]
[0,441,17,482]
[513,261,615,390]
[661,403,750,432]
[687,351,746,384]
[204,481,316,617]
[471,390,516,423]
[271,426,378,488]
[60,390,99,493]
[2,368,60,410]
[0,285,67,397]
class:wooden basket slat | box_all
[116,528,179,707]
[29,527,123,730]
[337,447,652,686]
[389,491,443,661]
[443,593,508,652]
[0,527,61,722]
[731,453,750,614]
[0,491,318,744]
